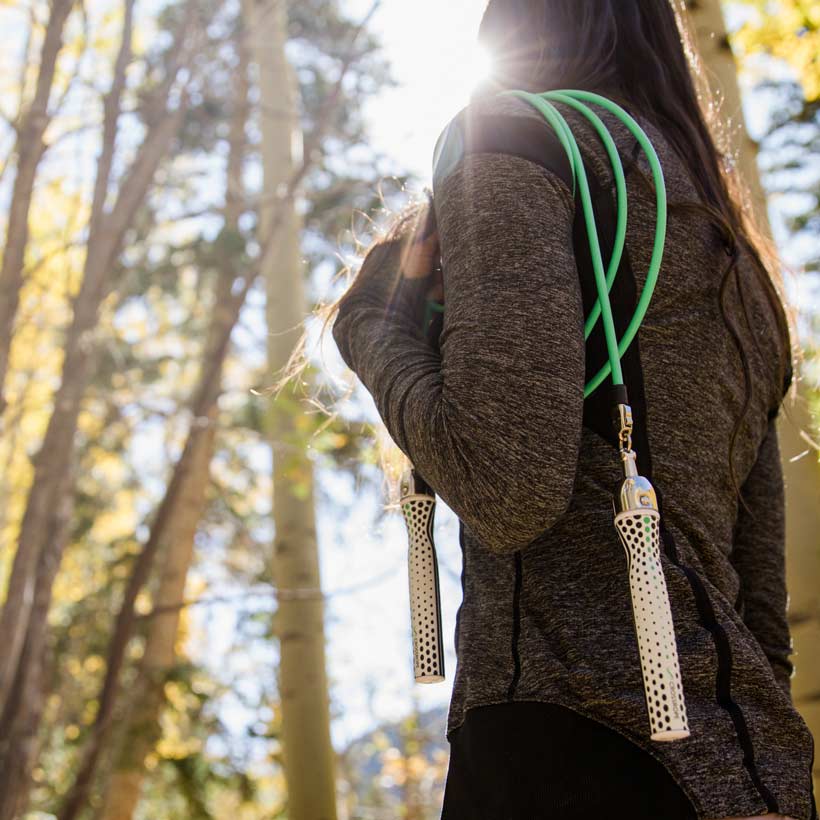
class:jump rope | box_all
[398,89,691,742]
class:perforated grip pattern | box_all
[402,494,445,683]
[615,509,690,741]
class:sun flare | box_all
[446,41,495,104]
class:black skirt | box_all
[440,701,698,820]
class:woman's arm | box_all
[332,133,586,554]
[729,415,794,700]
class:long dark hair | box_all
[277,0,800,512]
[475,0,799,511]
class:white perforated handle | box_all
[401,493,445,683]
[614,508,690,741]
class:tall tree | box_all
[95,25,251,820]
[684,0,820,791]
[247,0,337,816]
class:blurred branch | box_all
[136,562,404,620]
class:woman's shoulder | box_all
[432,91,576,198]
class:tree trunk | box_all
[246,0,338,817]
[685,0,820,793]
[97,411,217,820]
[0,0,75,415]
[0,94,186,792]
[57,266,251,820]
[0,456,76,820]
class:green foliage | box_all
[733,0,820,275]
[734,0,820,101]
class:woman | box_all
[324,1,817,818]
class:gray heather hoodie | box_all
[331,91,817,820]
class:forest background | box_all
[0,0,817,818]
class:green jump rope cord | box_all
[424,89,668,400]
[542,91,628,346]
[507,89,628,388]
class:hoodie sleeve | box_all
[332,113,586,555]
[729,415,794,700]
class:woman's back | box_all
[431,91,814,820]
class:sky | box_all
[346,0,492,183]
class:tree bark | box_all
[684,0,820,793]
[246,0,338,817]
[0,0,75,416]
[0,456,76,820]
